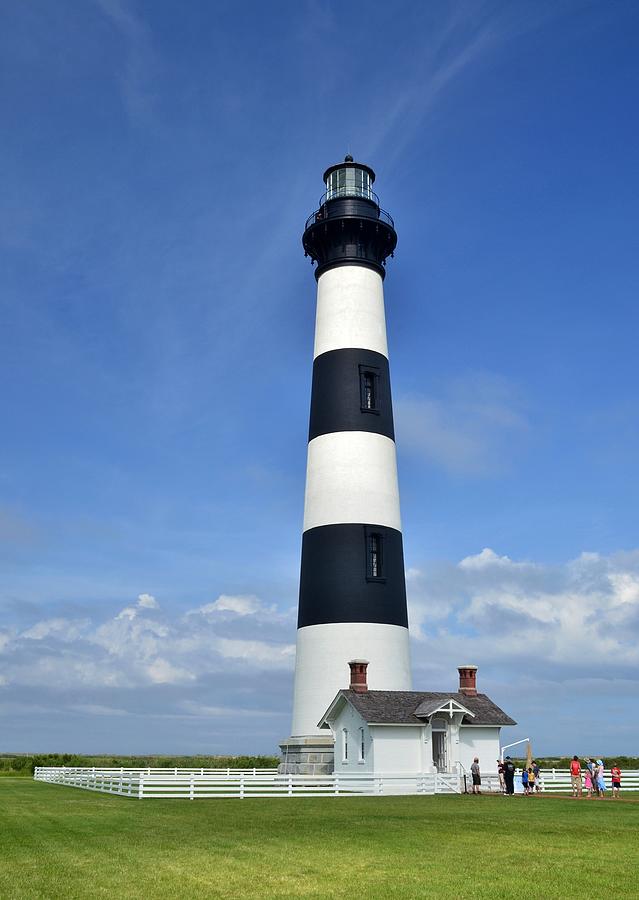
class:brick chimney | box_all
[349,660,369,693]
[458,665,478,696]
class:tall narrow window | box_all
[363,372,375,409]
[342,728,349,763]
[359,727,365,762]
[370,533,382,578]
[365,527,386,582]
[359,365,380,414]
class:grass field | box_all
[1,778,637,899]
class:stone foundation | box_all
[278,735,335,775]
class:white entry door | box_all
[431,721,448,772]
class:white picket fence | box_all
[33,767,639,799]
[34,767,463,799]
[536,769,639,793]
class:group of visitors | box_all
[470,756,529,795]
[496,757,540,795]
[469,756,623,797]
[570,756,621,799]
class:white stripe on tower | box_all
[313,266,389,358]
[289,158,412,742]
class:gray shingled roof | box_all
[326,690,516,727]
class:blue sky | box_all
[1,0,638,756]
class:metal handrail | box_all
[305,200,395,231]
[319,187,380,207]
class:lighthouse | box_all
[280,157,412,774]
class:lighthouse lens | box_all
[326,166,372,200]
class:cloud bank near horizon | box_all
[1,547,637,755]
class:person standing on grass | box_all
[527,767,536,794]
[532,760,541,792]
[583,766,593,798]
[503,756,515,795]
[588,758,599,796]
[470,757,481,794]
[611,764,621,799]
[497,759,505,793]
[596,760,606,798]
[570,756,582,798]
[521,765,529,795]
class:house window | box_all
[342,728,349,763]
[359,365,380,414]
[359,727,365,762]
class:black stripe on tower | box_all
[309,349,395,442]
[298,524,408,628]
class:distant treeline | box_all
[0,754,280,776]
[511,756,639,768]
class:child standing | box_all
[527,767,536,794]
[521,766,529,795]
[583,767,593,798]
[611,764,621,799]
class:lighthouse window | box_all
[359,365,380,414]
[359,727,365,762]
[367,531,384,580]
[342,728,349,762]
[363,372,375,409]
[370,534,381,577]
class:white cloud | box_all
[396,374,528,476]
[146,658,194,685]
[215,638,295,667]
[408,548,639,676]
[459,548,520,570]
[3,556,638,753]
[1,590,294,698]
[21,618,89,642]
[194,594,266,617]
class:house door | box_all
[431,719,448,771]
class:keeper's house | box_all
[318,662,515,774]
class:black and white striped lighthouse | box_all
[280,157,412,772]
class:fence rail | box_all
[535,769,639,793]
[33,767,639,799]
[34,768,461,799]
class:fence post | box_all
[334,774,339,796]
[552,768,556,781]
[138,776,144,800]
[190,778,194,801]
[240,775,245,800]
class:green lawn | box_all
[1,778,637,899]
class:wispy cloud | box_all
[93,0,159,125]
[396,372,528,475]
[366,2,569,165]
